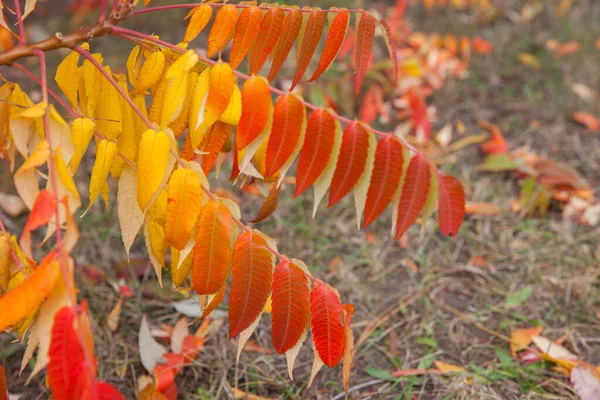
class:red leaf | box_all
[472,37,493,55]
[328,122,370,207]
[294,109,336,197]
[229,6,263,69]
[0,365,7,400]
[237,76,272,151]
[354,11,377,94]
[309,11,350,82]
[271,261,310,353]
[290,10,325,91]
[22,190,56,233]
[202,121,232,174]
[268,8,303,82]
[379,20,399,84]
[480,122,509,154]
[394,154,432,239]
[310,283,345,367]
[250,7,285,75]
[192,201,233,295]
[48,307,87,400]
[265,94,305,177]
[229,232,273,338]
[438,174,465,237]
[363,136,405,228]
[408,90,431,142]
[81,381,124,400]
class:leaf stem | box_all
[13,0,26,46]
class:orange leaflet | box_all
[480,121,509,154]
[359,84,383,125]
[379,20,399,83]
[183,4,213,43]
[572,112,600,132]
[204,62,236,128]
[202,121,232,174]
[363,135,405,228]
[229,6,263,69]
[408,90,431,142]
[438,174,466,237]
[394,154,432,239]
[250,183,282,223]
[237,76,272,151]
[310,282,345,367]
[229,232,273,338]
[19,189,56,255]
[191,202,233,295]
[264,94,306,177]
[290,10,325,91]
[293,109,336,197]
[309,11,350,82]
[201,281,226,318]
[164,169,203,250]
[207,5,238,58]
[268,8,303,82]
[0,251,60,331]
[249,7,285,75]
[271,261,310,353]
[472,36,493,55]
[354,11,376,94]
[328,122,370,208]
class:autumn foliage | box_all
[0,0,466,397]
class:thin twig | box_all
[13,0,26,46]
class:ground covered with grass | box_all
[1,1,600,399]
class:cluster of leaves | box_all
[0,0,467,397]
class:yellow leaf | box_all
[0,234,9,292]
[48,105,75,165]
[219,83,242,126]
[137,130,171,212]
[435,360,468,374]
[77,66,88,115]
[160,70,190,127]
[18,101,47,118]
[184,4,213,43]
[0,253,60,331]
[82,53,104,117]
[69,118,96,174]
[117,164,145,258]
[126,45,142,87]
[147,189,168,227]
[148,72,168,125]
[55,51,80,108]
[144,218,167,286]
[95,66,123,140]
[165,50,198,80]
[132,51,165,95]
[189,68,211,149]
[13,140,49,209]
[169,71,198,138]
[170,247,193,287]
[87,140,117,212]
[165,168,203,250]
[519,52,542,70]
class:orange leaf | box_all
[394,154,432,239]
[465,201,501,216]
[249,7,285,75]
[0,251,61,331]
[19,189,56,256]
[310,282,345,367]
[229,6,263,69]
[268,8,303,82]
[510,326,543,356]
[264,94,306,177]
[328,122,370,208]
[342,304,355,395]
[229,232,273,338]
[271,261,310,353]
[237,76,272,151]
[294,108,337,197]
[572,112,600,132]
[183,4,213,43]
[207,5,238,58]
[250,183,281,223]
[201,281,226,318]
[438,174,466,237]
[480,121,509,154]
[164,169,203,250]
[81,381,124,400]
[363,135,405,228]
[354,11,376,94]
[290,10,325,91]
[309,11,350,82]
[0,365,7,400]
[202,121,232,174]
[379,20,399,83]
[191,201,233,295]
[472,37,493,55]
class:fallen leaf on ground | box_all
[107,297,124,332]
[518,53,541,69]
[572,112,600,132]
[465,201,502,216]
[510,326,543,356]
[139,315,167,374]
[570,83,596,102]
[571,366,600,400]
[531,334,578,370]
[232,388,275,400]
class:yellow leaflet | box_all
[144,218,167,287]
[164,168,203,250]
[48,105,75,165]
[126,45,142,87]
[13,141,49,210]
[83,53,103,117]
[169,71,198,138]
[117,79,139,162]
[147,189,168,227]
[188,68,211,149]
[53,151,81,213]
[353,131,377,230]
[137,130,171,212]
[219,83,242,126]
[312,114,342,218]
[55,51,80,108]
[184,4,213,43]
[0,235,9,293]
[117,164,144,258]
[148,72,168,125]
[160,70,190,128]
[132,51,165,96]
[77,66,88,115]
[69,118,96,174]
[18,101,47,119]
[9,85,39,159]
[86,140,117,213]
[170,247,193,287]
[95,66,123,140]
[132,95,148,145]
[165,50,198,80]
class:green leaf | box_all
[506,287,533,308]
[494,347,514,367]
[417,337,438,349]
[417,353,436,369]
[479,154,521,172]
[364,366,397,382]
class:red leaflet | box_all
[264,94,305,177]
[363,136,404,228]
[379,20,399,84]
[294,109,336,198]
[408,90,431,142]
[268,9,303,82]
[438,174,465,237]
[229,232,273,338]
[207,5,238,58]
[250,7,285,75]
[309,11,350,82]
[80,382,124,400]
[237,76,272,151]
[354,12,376,94]
[191,202,233,295]
[229,6,263,69]
[290,10,325,91]
[271,261,310,353]
[202,121,232,174]
[328,122,370,207]
[394,154,431,239]
[48,307,86,400]
[310,283,345,367]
